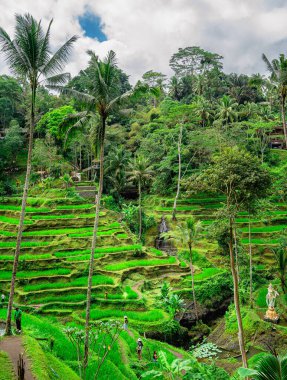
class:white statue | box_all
[266,284,279,308]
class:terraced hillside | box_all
[0,196,189,332]
[144,194,287,270]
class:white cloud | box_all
[1,0,287,83]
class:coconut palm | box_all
[51,50,134,370]
[262,53,287,147]
[216,95,238,125]
[0,13,77,335]
[194,96,214,127]
[162,218,202,320]
[238,353,287,379]
[105,146,131,198]
[128,155,154,240]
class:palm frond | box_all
[47,85,95,105]
[106,89,133,111]
[262,53,277,79]
[44,72,71,86]
[42,35,78,76]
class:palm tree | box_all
[238,353,287,379]
[262,53,287,147]
[52,50,133,370]
[194,96,214,127]
[128,155,154,240]
[105,146,130,199]
[216,95,238,126]
[162,218,202,320]
[0,13,77,335]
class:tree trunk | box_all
[5,86,36,335]
[281,97,287,149]
[233,226,240,283]
[83,117,106,372]
[172,125,182,221]
[189,246,198,320]
[138,180,142,240]
[248,215,253,308]
[229,218,248,368]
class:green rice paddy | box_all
[105,257,177,271]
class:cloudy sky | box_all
[0,0,287,83]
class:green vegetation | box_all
[104,257,177,271]
[1,9,287,379]
[0,268,70,280]
[23,275,114,291]
[0,351,15,380]
[87,309,165,322]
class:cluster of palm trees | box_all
[0,13,156,370]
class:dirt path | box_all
[167,348,184,359]
[131,280,144,300]
[0,336,35,380]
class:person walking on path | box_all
[123,316,128,331]
[137,338,143,360]
[1,294,5,308]
[14,307,22,333]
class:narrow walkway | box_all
[166,348,184,359]
[131,280,144,299]
[0,336,34,380]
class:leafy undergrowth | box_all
[0,351,15,380]
[0,310,229,380]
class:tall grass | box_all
[31,213,95,220]
[240,225,287,233]
[0,205,50,212]
[0,215,33,224]
[0,230,16,237]
[56,204,94,210]
[23,275,114,291]
[241,238,279,245]
[0,268,70,280]
[87,309,165,322]
[0,241,50,248]
[105,257,177,271]
[0,254,52,261]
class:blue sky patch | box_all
[79,12,107,42]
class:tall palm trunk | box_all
[233,226,240,283]
[281,95,287,148]
[84,117,106,372]
[172,125,182,221]
[5,86,36,335]
[189,245,198,320]
[138,179,142,240]
[229,218,248,368]
[248,215,253,308]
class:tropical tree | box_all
[194,96,214,127]
[162,217,202,320]
[262,53,287,147]
[272,239,287,294]
[0,13,77,335]
[172,124,183,221]
[216,95,238,126]
[191,147,271,368]
[128,155,154,240]
[238,353,287,379]
[104,146,131,199]
[52,50,134,369]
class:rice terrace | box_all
[0,1,287,379]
